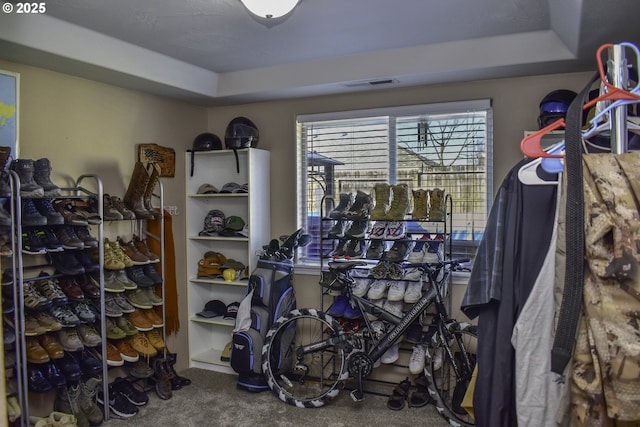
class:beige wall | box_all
[1,58,595,371]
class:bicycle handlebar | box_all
[402,257,471,270]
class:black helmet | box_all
[225,117,259,149]
[537,89,577,129]
[192,132,223,151]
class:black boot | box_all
[166,352,191,389]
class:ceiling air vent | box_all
[343,78,398,88]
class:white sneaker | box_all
[404,281,423,303]
[381,343,399,364]
[409,344,426,374]
[369,320,386,340]
[383,299,403,318]
[384,221,406,239]
[369,221,387,239]
[386,281,407,302]
[351,278,371,297]
[367,280,388,300]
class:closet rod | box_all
[610,44,629,154]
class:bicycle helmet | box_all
[225,117,259,149]
[537,89,577,129]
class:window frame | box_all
[296,99,493,270]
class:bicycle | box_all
[261,257,477,426]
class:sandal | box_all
[409,372,434,408]
[387,377,411,410]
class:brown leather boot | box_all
[123,162,153,219]
[143,162,162,219]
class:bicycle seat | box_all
[328,261,368,272]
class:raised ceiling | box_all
[1,0,639,105]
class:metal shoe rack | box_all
[3,171,107,426]
[2,168,166,425]
[317,190,454,391]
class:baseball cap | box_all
[197,183,219,194]
[220,182,248,193]
[222,259,246,272]
[197,251,227,278]
[199,210,225,236]
[196,299,227,318]
[223,302,240,320]
[219,216,247,237]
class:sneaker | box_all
[126,359,153,379]
[76,324,102,347]
[365,240,385,259]
[141,308,163,328]
[115,316,139,336]
[351,278,371,297]
[74,226,99,248]
[102,194,124,221]
[369,320,386,340]
[21,229,47,255]
[345,239,368,259]
[141,287,163,306]
[367,280,388,300]
[104,295,124,318]
[114,339,139,363]
[326,295,349,317]
[125,289,153,310]
[112,293,136,313]
[97,387,138,418]
[74,251,100,273]
[385,241,414,263]
[53,226,85,250]
[115,270,138,290]
[128,308,154,332]
[405,322,424,344]
[342,302,362,320]
[404,281,423,303]
[142,264,163,285]
[108,239,134,268]
[104,271,126,293]
[125,333,157,358]
[345,220,370,238]
[329,237,349,258]
[34,228,64,252]
[125,266,154,288]
[369,221,387,239]
[111,196,137,221]
[383,299,403,318]
[23,283,52,311]
[50,306,82,327]
[32,199,64,225]
[386,281,407,302]
[33,278,69,306]
[33,311,63,332]
[384,221,406,239]
[380,343,399,364]
[105,318,127,340]
[406,344,425,375]
[57,328,84,351]
[132,235,159,263]
[117,236,150,265]
[102,243,126,270]
[20,199,47,227]
[432,347,444,371]
[72,302,97,323]
[25,314,48,336]
[106,342,124,367]
[111,377,149,406]
[145,329,165,350]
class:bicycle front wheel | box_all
[426,321,478,426]
[262,308,348,408]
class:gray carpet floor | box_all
[105,368,451,426]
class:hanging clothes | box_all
[461,158,559,427]
[569,153,640,426]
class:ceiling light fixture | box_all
[240,0,300,19]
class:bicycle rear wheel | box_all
[262,308,348,408]
[425,321,477,426]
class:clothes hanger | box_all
[517,143,562,185]
[521,42,640,162]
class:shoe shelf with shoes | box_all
[317,186,454,389]
[185,147,270,373]
[1,165,120,424]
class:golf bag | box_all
[231,259,296,392]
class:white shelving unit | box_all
[185,148,270,373]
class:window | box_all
[296,100,493,266]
